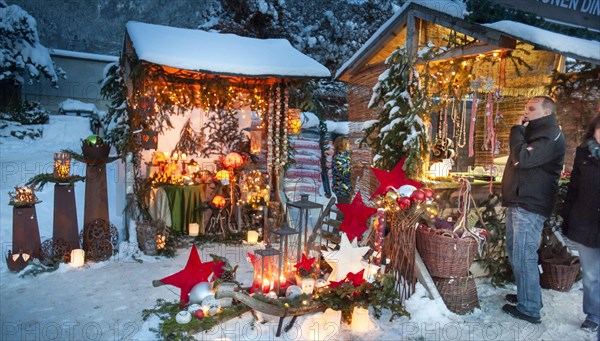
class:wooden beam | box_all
[406,14,418,61]
[421,41,514,64]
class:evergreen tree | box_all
[0,0,64,86]
[200,108,246,157]
[174,119,204,155]
[363,45,434,179]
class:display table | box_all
[152,184,217,234]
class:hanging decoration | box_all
[287,109,302,135]
[174,119,204,156]
[468,78,481,157]
[140,130,159,150]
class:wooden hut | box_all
[335,1,599,195]
[119,21,330,234]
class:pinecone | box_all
[298,267,310,277]
[221,270,235,282]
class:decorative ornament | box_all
[189,282,213,304]
[157,245,213,303]
[201,295,220,316]
[322,233,370,282]
[370,158,423,199]
[294,253,315,273]
[223,152,244,169]
[194,309,205,319]
[345,269,366,287]
[175,311,192,324]
[85,135,103,146]
[211,195,227,209]
[410,189,426,202]
[336,191,377,242]
[396,197,412,210]
[265,291,278,299]
[285,285,302,299]
[422,188,435,199]
[187,304,202,313]
[397,185,417,197]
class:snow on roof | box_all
[483,21,600,63]
[335,0,468,79]
[126,21,330,79]
[50,49,119,63]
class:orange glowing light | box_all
[223,152,244,169]
[211,195,227,208]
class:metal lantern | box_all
[286,194,323,262]
[211,195,227,209]
[271,223,300,287]
[53,152,71,178]
[287,109,302,135]
[253,245,282,294]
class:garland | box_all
[25,174,85,191]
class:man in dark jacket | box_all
[501,96,566,324]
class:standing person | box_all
[501,96,566,324]
[332,136,352,204]
[562,112,600,333]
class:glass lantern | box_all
[53,152,71,179]
[253,245,281,294]
[271,222,300,288]
[286,194,323,263]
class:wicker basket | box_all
[540,259,580,292]
[416,228,478,278]
[434,275,480,315]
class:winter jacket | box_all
[561,141,600,248]
[501,114,565,217]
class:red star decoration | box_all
[294,253,315,272]
[337,191,377,241]
[345,269,366,287]
[370,158,424,200]
[158,245,213,304]
[210,260,226,280]
[328,278,347,289]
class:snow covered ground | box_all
[0,116,597,341]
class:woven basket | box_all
[416,228,478,278]
[540,259,580,292]
[434,275,480,315]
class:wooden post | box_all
[82,163,109,251]
[12,205,42,259]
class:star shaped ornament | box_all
[294,253,316,272]
[158,245,214,303]
[323,233,370,282]
[336,191,376,241]
[370,158,423,200]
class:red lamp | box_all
[223,152,244,169]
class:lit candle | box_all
[189,223,200,237]
[262,278,270,293]
[351,307,372,332]
[70,249,85,267]
[181,153,187,161]
[247,230,259,244]
[279,275,287,288]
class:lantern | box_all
[215,170,231,184]
[138,97,155,118]
[286,194,323,262]
[69,249,85,267]
[271,223,300,284]
[223,152,244,169]
[211,195,227,209]
[287,109,302,135]
[140,130,158,150]
[429,161,450,178]
[187,159,199,174]
[250,130,262,154]
[253,245,281,294]
[9,186,39,206]
[53,152,71,178]
[6,250,31,272]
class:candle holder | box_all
[271,223,300,284]
[285,194,323,262]
[253,245,281,294]
[53,152,71,179]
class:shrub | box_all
[3,100,50,125]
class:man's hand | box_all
[516,115,528,126]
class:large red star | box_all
[370,158,423,199]
[294,253,315,272]
[158,245,213,304]
[336,191,377,241]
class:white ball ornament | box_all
[286,285,302,299]
[315,278,327,289]
[201,295,221,316]
[187,304,202,313]
[189,282,212,304]
[398,185,417,197]
[175,311,192,324]
[265,291,278,299]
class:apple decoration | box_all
[396,197,412,210]
[422,188,434,199]
[410,189,426,202]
